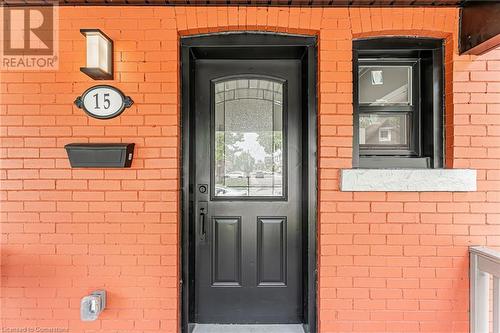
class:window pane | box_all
[214,79,284,197]
[359,114,408,147]
[358,65,412,105]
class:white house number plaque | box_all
[75,85,133,119]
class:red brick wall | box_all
[1,6,499,333]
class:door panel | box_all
[212,217,241,286]
[194,59,302,324]
[257,217,287,286]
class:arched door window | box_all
[213,77,286,198]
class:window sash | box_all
[356,59,420,157]
[358,64,413,106]
[359,111,412,154]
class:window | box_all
[353,38,445,169]
[213,78,285,198]
[358,61,418,156]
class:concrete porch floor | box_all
[192,325,305,333]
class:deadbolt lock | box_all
[198,184,208,193]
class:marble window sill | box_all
[340,169,477,192]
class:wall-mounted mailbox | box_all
[65,143,134,168]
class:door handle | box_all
[200,208,206,240]
[199,201,208,240]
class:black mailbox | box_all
[64,143,135,168]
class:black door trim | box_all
[180,32,318,333]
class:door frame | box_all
[180,32,318,333]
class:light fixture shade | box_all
[80,29,113,80]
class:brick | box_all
[471,71,500,81]
[387,213,419,223]
[387,235,419,245]
[437,202,470,213]
[370,245,403,256]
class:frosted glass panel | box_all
[214,79,284,197]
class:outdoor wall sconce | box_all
[80,29,113,80]
[81,290,106,321]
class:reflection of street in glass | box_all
[359,114,407,146]
[216,173,283,196]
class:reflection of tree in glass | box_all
[256,131,282,172]
[360,115,400,129]
[215,131,243,184]
[233,151,256,176]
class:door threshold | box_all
[192,324,305,333]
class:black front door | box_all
[193,58,303,324]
